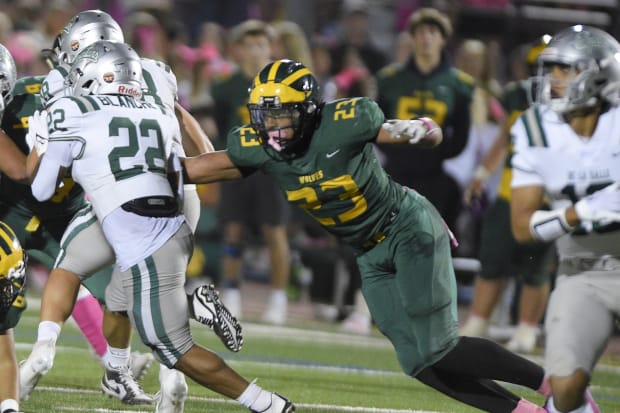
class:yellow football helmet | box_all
[247,59,320,157]
[0,221,26,320]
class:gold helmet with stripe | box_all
[0,221,26,321]
[248,59,320,157]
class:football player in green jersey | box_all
[0,222,27,413]
[376,8,474,232]
[0,45,28,413]
[184,59,551,412]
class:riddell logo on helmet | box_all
[118,85,141,97]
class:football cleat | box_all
[129,351,155,381]
[19,339,56,400]
[340,312,371,335]
[155,368,188,413]
[251,393,296,413]
[190,284,243,352]
[101,366,153,405]
[506,323,539,354]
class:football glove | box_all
[25,110,49,156]
[383,117,437,145]
[574,182,620,222]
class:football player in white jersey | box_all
[19,10,236,412]
[510,25,620,413]
[29,40,295,413]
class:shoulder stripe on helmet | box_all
[282,68,312,86]
[267,60,282,82]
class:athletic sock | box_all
[71,290,106,357]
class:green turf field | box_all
[14,298,620,412]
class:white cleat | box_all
[251,393,296,413]
[221,288,242,320]
[190,284,243,352]
[506,323,539,354]
[340,312,371,335]
[129,351,155,381]
[261,293,287,326]
[459,315,490,338]
[156,368,188,413]
[101,366,153,405]
[19,339,56,401]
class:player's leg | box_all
[218,179,249,319]
[362,192,545,412]
[506,243,555,354]
[20,208,150,403]
[543,270,614,413]
[461,198,513,337]
[256,174,291,325]
[115,223,294,412]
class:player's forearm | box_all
[0,132,28,183]
[25,150,41,184]
[175,102,215,155]
[182,151,242,184]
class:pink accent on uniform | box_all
[585,388,601,413]
[513,399,546,413]
[537,376,551,397]
[71,293,107,357]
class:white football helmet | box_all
[66,41,142,98]
[59,9,124,64]
[0,43,16,118]
[536,25,620,113]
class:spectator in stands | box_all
[460,35,556,354]
[210,19,292,325]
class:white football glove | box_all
[574,182,620,222]
[383,117,436,145]
[25,110,49,156]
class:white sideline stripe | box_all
[47,387,437,413]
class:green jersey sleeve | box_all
[225,125,269,175]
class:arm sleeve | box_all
[31,138,75,201]
[438,88,472,159]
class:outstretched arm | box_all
[175,102,215,156]
[375,117,442,148]
[182,150,243,184]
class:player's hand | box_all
[383,117,439,145]
[25,110,49,156]
[574,182,620,222]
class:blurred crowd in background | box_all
[2,0,619,344]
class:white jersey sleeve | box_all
[46,94,179,220]
[510,109,546,188]
[31,137,80,201]
[140,58,186,157]
[40,64,71,107]
[141,58,178,110]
